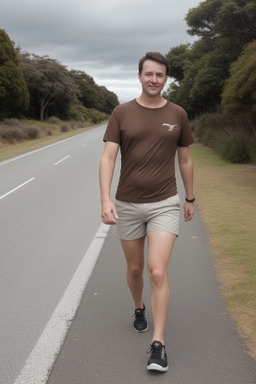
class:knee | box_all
[148,268,166,287]
[127,263,144,277]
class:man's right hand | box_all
[101,201,119,225]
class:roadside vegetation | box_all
[164,0,256,165]
[0,29,119,122]
[191,144,256,360]
[0,119,106,162]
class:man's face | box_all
[138,60,167,97]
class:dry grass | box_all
[0,120,107,162]
[191,144,256,360]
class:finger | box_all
[112,208,119,220]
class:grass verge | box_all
[0,121,107,162]
[191,144,256,360]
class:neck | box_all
[136,94,167,109]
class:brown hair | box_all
[138,52,170,76]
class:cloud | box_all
[1,0,200,102]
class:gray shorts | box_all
[114,195,180,240]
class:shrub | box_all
[0,125,25,143]
[218,134,252,163]
[2,118,21,127]
[87,108,108,123]
[61,125,69,132]
[67,104,89,122]
[191,113,254,163]
[47,116,61,124]
[24,125,40,139]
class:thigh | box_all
[115,200,147,240]
[147,231,176,270]
[146,195,180,236]
[121,237,145,267]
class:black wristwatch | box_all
[185,197,195,203]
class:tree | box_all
[221,40,256,123]
[166,44,191,83]
[165,0,256,117]
[69,70,97,109]
[0,29,29,119]
[70,70,119,114]
[186,0,256,49]
[20,53,80,120]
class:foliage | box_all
[1,30,119,122]
[67,104,91,122]
[0,29,29,119]
[191,113,254,163]
[0,119,40,143]
[221,40,256,121]
[218,132,252,163]
[19,53,81,121]
[165,0,256,118]
[67,103,108,123]
[69,70,119,114]
[165,44,191,82]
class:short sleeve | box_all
[177,109,194,147]
[103,110,120,144]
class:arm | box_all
[177,146,194,222]
[99,141,120,225]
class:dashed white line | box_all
[0,177,35,200]
[14,223,110,384]
[54,155,71,166]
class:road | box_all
[46,180,256,383]
[0,125,116,384]
[1,125,256,383]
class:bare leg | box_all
[120,237,145,309]
[147,231,176,344]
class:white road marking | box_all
[14,223,110,384]
[54,155,71,165]
[0,177,35,200]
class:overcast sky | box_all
[1,0,201,103]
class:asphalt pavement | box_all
[46,182,256,383]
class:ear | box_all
[138,72,142,83]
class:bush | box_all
[218,134,252,163]
[0,125,25,143]
[2,118,21,127]
[24,125,40,139]
[191,113,254,163]
[61,125,69,132]
[87,108,108,123]
[67,104,90,122]
[47,116,61,124]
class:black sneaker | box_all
[147,340,168,372]
[133,304,148,332]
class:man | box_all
[99,52,194,372]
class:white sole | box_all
[147,363,169,372]
[134,326,148,333]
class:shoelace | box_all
[147,344,165,360]
[132,308,145,321]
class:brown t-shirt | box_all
[103,99,194,203]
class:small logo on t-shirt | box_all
[162,123,177,132]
